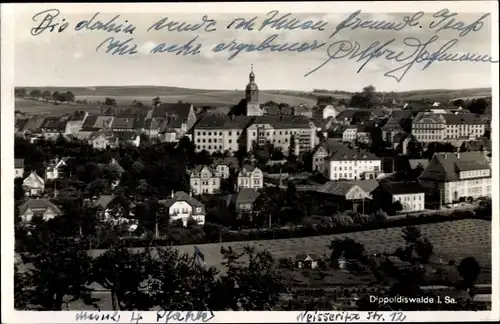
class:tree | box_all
[457,257,481,288]
[14,177,25,201]
[65,91,75,103]
[217,245,290,310]
[42,91,52,101]
[453,99,465,107]
[29,89,42,99]
[20,235,93,310]
[350,85,377,108]
[467,98,487,114]
[15,88,27,98]
[105,97,117,107]
[90,245,151,310]
[329,238,366,264]
[52,91,61,103]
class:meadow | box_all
[90,219,492,278]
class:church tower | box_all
[245,65,263,116]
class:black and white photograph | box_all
[1,1,498,322]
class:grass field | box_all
[90,219,492,277]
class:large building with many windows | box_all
[324,148,381,181]
[419,151,491,205]
[193,115,253,154]
[246,115,317,155]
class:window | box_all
[208,132,212,136]
[228,131,232,136]
[196,207,201,213]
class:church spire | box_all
[249,64,255,82]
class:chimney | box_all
[171,190,174,198]
[444,153,448,160]
[457,153,460,160]
[189,191,193,197]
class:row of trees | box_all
[15,88,76,104]
[15,220,290,311]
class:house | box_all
[372,182,426,212]
[311,139,346,173]
[342,125,358,142]
[295,254,321,269]
[23,171,45,197]
[89,131,114,150]
[237,165,263,190]
[159,191,206,226]
[64,111,88,135]
[335,109,376,125]
[225,188,261,213]
[419,152,491,205]
[324,148,381,181]
[212,157,239,179]
[15,158,24,178]
[40,117,67,140]
[45,157,69,180]
[111,131,141,147]
[92,194,134,222]
[144,119,161,138]
[148,102,197,141]
[316,180,376,213]
[18,198,62,223]
[411,112,446,143]
[189,165,221,195]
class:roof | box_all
[336,109,374,121]
[112,117,136,129]
[409,159,429,170]
[152,103,193,120]
[233,188,261,205]
[158,191,204,209]
[213,157,239,169]
[441,114,486,125]
[112,131,139,141]
[419,151,490,182]
[15,118,29,131]
[69,111,87,121]
[317,181,373,199]
[378,181,425,195]
[252,115,311,129]
[24,171,44,184]
[144,119,161,130]
[196,115,253,130]
[19,198,62,215]
[296,253,321,261]
[22,117,46,131]
[328,147,380,161]
[190,165,216,175]
[82,116,98,128]
[94,195,116,209]
[15,158,24,169]
[41,117,66,131]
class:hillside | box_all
[14,86,491,114]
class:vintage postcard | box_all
[1,1,498,323]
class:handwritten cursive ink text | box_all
[150,36,202,56]
[30,9,69,36]
[75,12,136,34]
[156,310,215,323]
[148,15,217,33]
[96,37,138,55]
[429,9,490,37]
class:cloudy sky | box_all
[10,2,497,92]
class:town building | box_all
[18,198,62,223]
[324,148,381,181]
[237,165,263,190]
[419,151,491,205]
[147,102,197,142]
[224,188,261,214]
[335,109,377,125]
[15,158,24,178]
[295,254,321,269]
[373,182,426,212]
[189,165,221,195]
[46,157,68,180]
[441,114,488,140]
[342,124,372,144]
[23,171,45,197]
[411,112,446,143]
[40,117,67,140]
[245,65,263,116]
[64,111,88,135]
[246,115,317,155]
[316,180,376,213]
[193,115,252,154]
[311,139,347,173]
[212,157,239,179]
[159,191,206,226]
[144,119,162,138]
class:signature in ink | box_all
[305,35,498,82]
[156,310,215,323]
[30,9,69,36]
[95,37,138,55]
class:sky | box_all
[11,3,497,92]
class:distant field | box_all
[398,88,492,101]
[90,219,492,278]
[14,98,102,116]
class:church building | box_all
[245,65,263,116]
